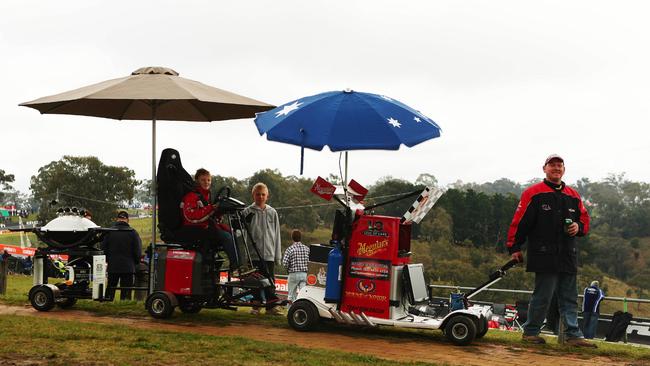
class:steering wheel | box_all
[214,186,231,203]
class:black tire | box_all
[444,315,477,346]
[57,297,78,309]
[146,292,175,319]
[178,301,202,314]
[287,300,319,331]
[475,316,489,338]
[30,287,56,312]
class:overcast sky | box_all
[2,1,649,194]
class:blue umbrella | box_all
[254,89,442,178]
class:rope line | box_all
[274,191,415,210]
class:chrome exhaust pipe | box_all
[360,312,376,327]
[328,307,345,323]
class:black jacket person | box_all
[505,154,595,348]
[101,211,142,301]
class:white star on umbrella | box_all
[414,116,421,123]
[387,117,401,128]
[380,95,393,101]
[275,101,302,117]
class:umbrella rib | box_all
[360,94,402,150]
[324,95,347,151]
[118,100,137,120]
[39,100,76,115]
[187,99,212,121]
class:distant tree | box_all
[415,173,438,188]
[134,179,152,206]
[30,156,138,226]
[419,207,453,243]
[211,175,248,200]
[0,169,15,202]
[367,178,419,218]
[248,169,288,206]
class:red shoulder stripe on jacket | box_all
[506,182,551,251]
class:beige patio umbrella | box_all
[20,66,274,291]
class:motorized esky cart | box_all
[287,178,517,346]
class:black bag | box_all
[605,311,633,342]
[156,148,196,242]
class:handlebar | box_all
[500,259,519,272]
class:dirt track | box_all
[0,304,642,366]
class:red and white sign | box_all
[347,179,368,202]
[310,176,336,201]
[0,243,68,260]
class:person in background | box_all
[507,154,596,348]
[282,229,309,307]
[243,182,282,315]
[22,255,33,275]
[582,280,605,339]
[0,250,10,262]
[101,210,142,301]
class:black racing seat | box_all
[156,148,231,257]
[157,148,195,245]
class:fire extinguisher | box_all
[324,240,343,303]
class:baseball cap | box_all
[544,154,564,165]
[116,210,129,219]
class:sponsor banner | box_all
[0,243,68,260]
[348,258,390,280]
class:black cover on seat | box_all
[157,148,196,243]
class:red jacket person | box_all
[506,154,596,348]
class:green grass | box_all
[0,315,435,366]
[0,230,38,246]
[2,274,649,363]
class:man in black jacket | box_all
[102,211,142,301]
[507,154,596,348]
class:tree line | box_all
[1,157,649,296]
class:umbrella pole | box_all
[149,103,157,294]
[344,151,348,186]
[344,151,349,206]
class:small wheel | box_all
[30,287,56,312]
[57,297,78,309]
[444,315,477,346]
[179,301,202,314]
[475,316,489,338]
[146,292,175,319]
[287,300,319,331]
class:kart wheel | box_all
[179,301,202,314]
[475,316,489,338]
[445,315,477,346]
[30,287,56,312]
[288,300,319,331]
[146,292,175,319]
[57,297,78,309]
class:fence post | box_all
[0,260,7,295]
[623,297,627,343]
[558,318,566,344]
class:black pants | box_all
[253,260,275,279]
[252,260,278,304]
[106,272,134,301]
